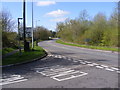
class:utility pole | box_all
[32,0,34,49]
[23,0,27,51]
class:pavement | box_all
[1,39,119,88]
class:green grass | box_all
[2,48,16,55]
[56,39,118,52]
[2,45,46,66]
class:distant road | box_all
[2,39,119,88]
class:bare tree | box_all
[0,10,16,32]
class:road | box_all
[1,39,119,88]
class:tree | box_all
[35,26,52,40]
[1,10,16,32]
[89,13,107,45]
[1,10,17,48]
[56,9,118,47]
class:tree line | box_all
[56,9,119,47]
[1,10,55,49]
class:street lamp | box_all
[32,0,34,49]
[18,18,23,55]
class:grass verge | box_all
[2,48,16,55]
[2,45,46,66]
[56,39,118,52]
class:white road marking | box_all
[96,66,104,69]
[110,67,119,71]
[51,71,80,78]
[0,75,27,85]
[37,68,72,76]
[84,61,91,64]
[51,55,54,56]
[0,79,27,85]
[1,77,24,83]
[51,68,71,72]
[36,65,88,82]
[87,64,94,66]
[78,60,82,62]
[105,68,114,72]
[44,68,70,73]
[35,67,49,70]
[48,55,52,57]
[63,57,67,59]
[40,70,75,77]
[80,62,86,64]
[51,71,88,82]
[54,55,58,58]
[37,54,119,74]
[68,58,71,60]
[100,65,108,68]
[116,71,120,73]
[58,56,62,59]
[92,63,99,66]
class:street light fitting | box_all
[18,18,23,20]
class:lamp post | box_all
[18,18,23,55]
[32,0,34,49]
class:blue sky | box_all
[2,1,116,31]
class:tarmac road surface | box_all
[2,39,119,88]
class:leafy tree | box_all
[1,10,17,48]
[35,26,52,40]
[56,9,118,47]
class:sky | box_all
[1,1,117,31]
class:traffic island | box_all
[2,46,47,67]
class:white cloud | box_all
[45,9,69,17]
[37,1,56,6]
[50,17,67,22]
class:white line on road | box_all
[78,60,82,62]
[87,64,95,66]
[100,65,108,68]
[80,62,86,64]
[51,71,88,82]
[110,67,119,71]
[1,77,24,83]
[92,63,99,66]
[68,58,71,61]
[51,71,80,78]
[116,71,120,73]
[41,70,75,77]
[96,66,104,69]
[0,75,27,86]
[0,79,27,85]
[105,68,115,72]
[84,61,91,64]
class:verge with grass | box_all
[2,45,46,66]
[56,39,118,52]
[2,48,16,55]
